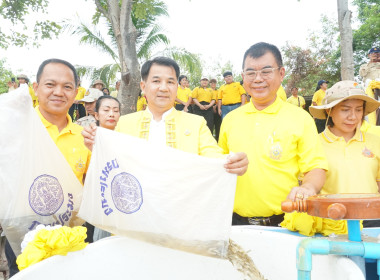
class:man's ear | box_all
[279,67,285,82]
[140,81,145,92]
[33,82,38,96]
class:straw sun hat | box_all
[309,80,380,119]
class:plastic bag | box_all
[78,127,237,258]
[0,85,84,256]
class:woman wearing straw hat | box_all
[281,81,380,235]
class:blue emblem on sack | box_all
[111,172,143,214]
[29,174,64,216]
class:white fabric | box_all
[0,85,84,255]
[146,107,173,146]
[78,127,237,258]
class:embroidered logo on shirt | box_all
[75,157,85,172]
[184,129,191,136]
[269,142,282,160]
[362,147,375,158]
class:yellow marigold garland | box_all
[16,226,88,270]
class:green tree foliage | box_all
[352,0,380,70]
[160,47,203,89]
[66,0,201,92]
[0,0,60,49]
[0,59,15,94]
[204,60,242,89]
[282,44,322,96]
[284,0,379,91]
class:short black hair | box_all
[36,58,78,87]
[178,75,188,83]
[141,57,180,81]
[95,95,121,113]
[242,42,283,70]
[102,87,110,95]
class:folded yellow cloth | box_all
[280,212,356,236]
[17,226,88,270]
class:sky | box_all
[1,0,342,88]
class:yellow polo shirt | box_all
[110,90,118,98]
[276,85,287,101]
[211,89,220,103]
[312,89,326,106]
[192,87,216,103]
[136,96,147,111]
[218,82,245,105]
[361,120,380,138]
[176,87,192,104]
[320,127,380,194]
[29,86,38,107]
[287,95,305,108]
[219,97,328,217]
[36,107,91,184]
[75,86,86,101]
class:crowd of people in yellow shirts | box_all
[2,42,380,277]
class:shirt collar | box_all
[244,96,283,114]
[322,126,364,143]
[146,107,174,123]
[35,106,77,135]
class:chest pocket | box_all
[66,147,88,180]
[264,131,297,163]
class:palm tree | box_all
[66,0,202,90]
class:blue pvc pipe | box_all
[347,220,361,242]
[297,238,380,280]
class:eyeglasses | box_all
[243,67,280,80]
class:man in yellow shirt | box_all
[69,77,87,121]
[359,47,380,82]
[312,80,329,133]
[5,58,92,277]
[192,77,216,132]
[276,85,287,101]
[175,75,192,113]
[92,79,105,91]
[210,78,222,140]
[219,42,328,226]
[312,80,328,106]
[83,57,248,174]
[286,87,305,108]
[8,74,39,107]
[136,91,147,111]
[110,81,120,98]
[217,71,246,118]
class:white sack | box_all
[0,85,84,255]
[79,127,237,258]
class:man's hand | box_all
[212,105,217,114]
[287,185,317,201]
[7,81,16,88]
[225,152,249,176]
[286,169,326,201]
[82,123,97,151]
